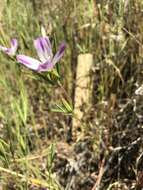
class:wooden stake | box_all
[72,53,93,140]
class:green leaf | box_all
[51,99,73,115]
[61,98,73,113]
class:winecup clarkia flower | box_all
[0,38,18,56]
[17,36,66,72]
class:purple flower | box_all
[17,36,66,72]
[0,38,18,56]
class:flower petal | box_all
[0,46,12,56]
[17,55,41,70]
[38,60,54,72]
[10,38,18,55]
[34,36,53,63]
[52,42,66,65]
[0,39,18,56]
[0,45,8,52]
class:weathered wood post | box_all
[72,53,93,140]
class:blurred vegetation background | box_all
[0,0,143,189]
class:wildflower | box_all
[0,38,18,56]
[17,36,66,72]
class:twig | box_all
[122,27,143,48]
[91,158,105,190]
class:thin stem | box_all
[57,80,72,103]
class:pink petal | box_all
[34,36,53,63]
[52,42,66,65]
[38,60,54,72]
[0,45,12,56]
[10,38,18,55]
[0,38,18,56]
[0,45,8,52]
[17,55,41,70]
